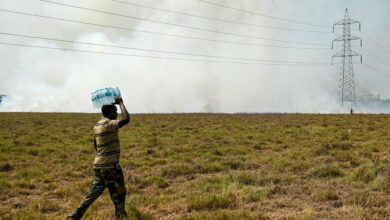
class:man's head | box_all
[101,105,118,119]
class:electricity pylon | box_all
[332,8,362,105]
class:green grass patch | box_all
[1,113,390,219]
[312,187,339,201]
[187,193,237,211]
[310,165,344,178]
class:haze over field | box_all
[0,0,389,113]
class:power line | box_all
[39,0,329,46]
[0,32,328,64]
[356,67,390,88]
[287,0,339,11]
[197,0,331,28]
[333,62,390,86]
[360,63,390,78]
[111,0,332,33]
[0,42,333,66]
[361,31,390,57]
[355,46,390,68]
[0,9,331,50]
[333,63,390,85]
[354,71,390,87]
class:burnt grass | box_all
[1,113,390,219]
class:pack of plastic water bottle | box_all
[91,87,121,108]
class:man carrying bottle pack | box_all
[67,96,130,220]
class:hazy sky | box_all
[0,0,389,113]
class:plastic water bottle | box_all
[91,87,122,108]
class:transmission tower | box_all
[332,8,362,105]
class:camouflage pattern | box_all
[67,166,127,220]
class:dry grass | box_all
[1,113,390,219]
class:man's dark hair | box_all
[101,105,116,117]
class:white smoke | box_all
[0,0,389,113]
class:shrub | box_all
[352,165,377,183]
[313,142,331,156]
[195,176,226,193]
[221,160,242,170]
[15,179,35,189]
[312,188,339,201]
[332,142,353,150]
[334,151,353,162]
[190,210,268,220]
[34,199,60,213]
[196,163,225,174]
[0,178,11,194]
[161,164,194,178]
[0,162,14,172]
[148,176,169,188]
[187,193,236,211]
[245,187,263,202]
[253,144,263,151]
[127,205,153,220]
[289,162,310,172]
[345,190,374,207]
[314,142,353,156]
[213,148,224,156]
[370,163,390,191]
[371,174,390,191]
[310,165,343,178]
[233,171,267,186]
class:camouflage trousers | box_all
[68,166,127,220]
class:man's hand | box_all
[114,96,123,104]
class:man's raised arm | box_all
[115,96,130,128]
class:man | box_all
[67,96,130,220]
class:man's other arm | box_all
[115,96,130,128]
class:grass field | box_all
[1,113,390,219]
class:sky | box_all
[0,0,389,113]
